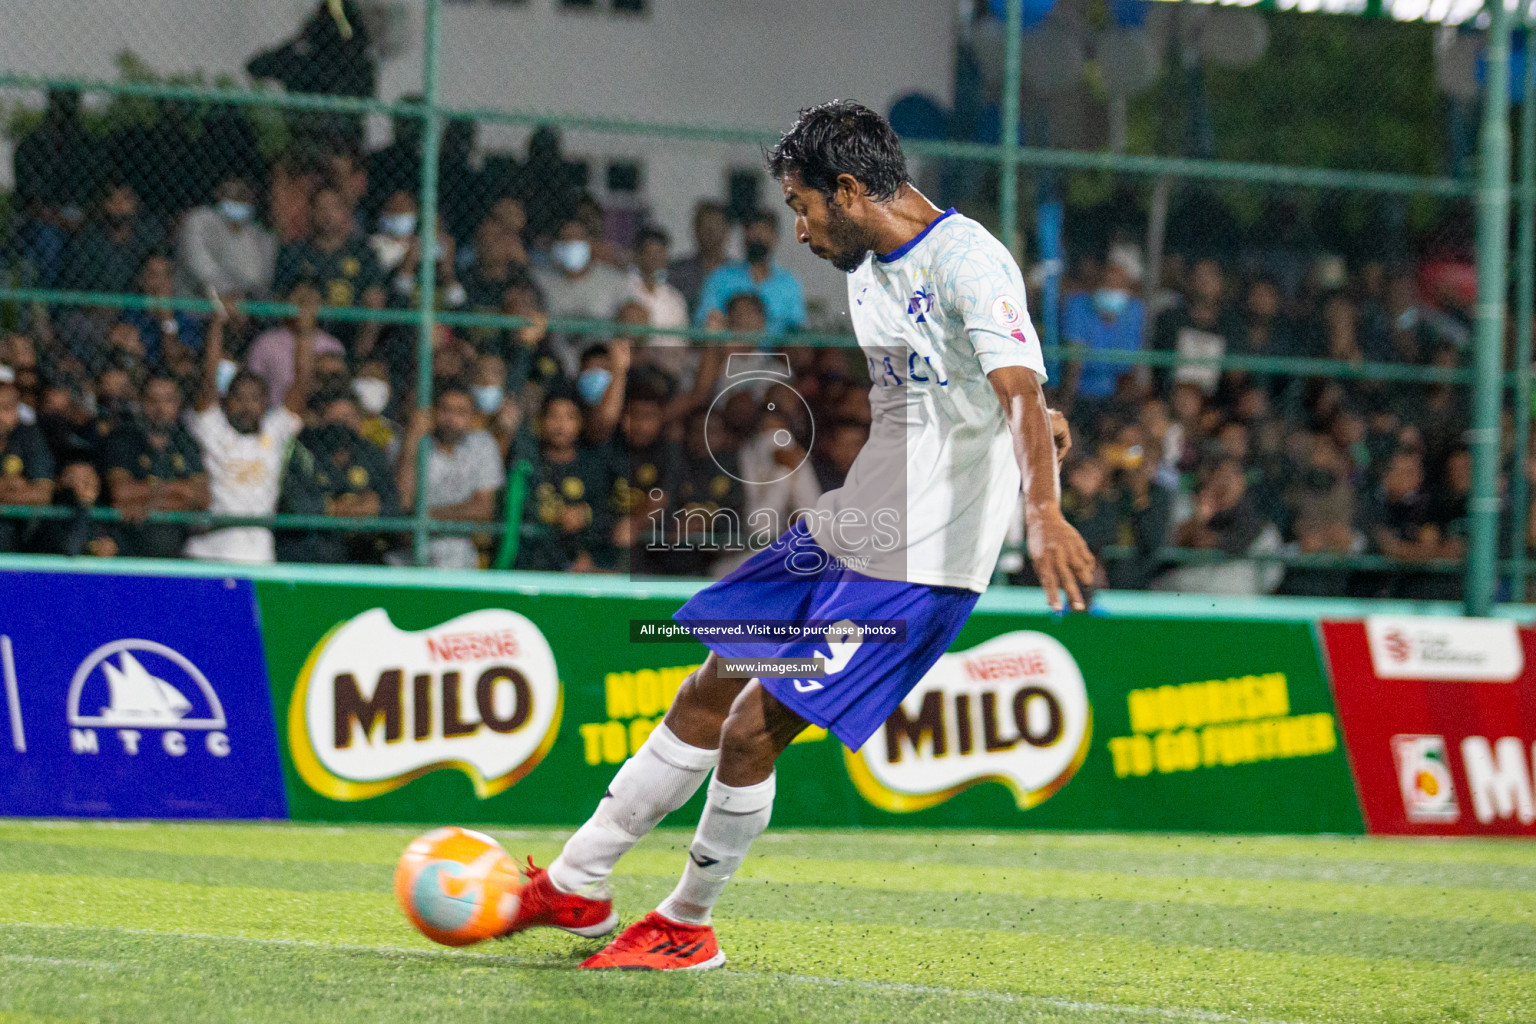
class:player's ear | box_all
[833,174,863,209]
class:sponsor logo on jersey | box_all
[991,296,1022,327]
[66,639,231,758]
[288,608,562,801]
[906,288,935,323]
[846,631,1091,813]
[1365,615,1523,682]
[1391,734,1459,823]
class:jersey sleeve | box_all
[935,228,1047,382]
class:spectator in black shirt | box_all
[58,182,161,295]
[103,375,210,558]
[276,395,398,564]
[273,185,386,355]
[247,0,375,149]
[0,381,56,552]
[515,392,616,572]
[36,461,118,558]
[1359,448,1451,599]
[12,89,97,288]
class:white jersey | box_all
[183,404,301,564]
[808,209,1045,593]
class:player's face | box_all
[781,172,872,273]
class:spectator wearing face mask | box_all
[0,380,55,554]
[396,387,505,569]
[469,353,524,461]
[277,394,399,564]
[373,192,466,312]
[247,282,346,410]
[349,359,400,461]
[184,300,313,563]
[1057,255,1145,428]
[574,338,631,446]
[531,217,630,376]
[176,175,277,303]
[696,210,806,337]
[103,375,209,559]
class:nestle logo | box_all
[963,651,1047,681]
[425,631,522,663]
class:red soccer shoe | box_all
[579,911,725,971]
[501,860,618,939]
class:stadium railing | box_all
[0,0,1529,610]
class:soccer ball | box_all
[394,827,524,946]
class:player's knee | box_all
[664,663,734,747]
[717,710,776,776]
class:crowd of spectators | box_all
[0,83,834,577]
[0,74,1523,598]
[1045,244,1503,601]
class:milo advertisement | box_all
[257,577,1363,833]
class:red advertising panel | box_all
[1320,617,1536,836]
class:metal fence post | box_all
[1510,23,1536,604]
[412,0,444,568]
[1468,0,1514,616]
[999,0,1023,258]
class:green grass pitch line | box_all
[0,822,1530,1024]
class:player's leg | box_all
[549,654,741,892]
[505,654,743,936]
[580,681,806,969]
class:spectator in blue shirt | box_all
[1058,256,1145,427]
[694,210,805,337]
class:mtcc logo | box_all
[67,639,231,758]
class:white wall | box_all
[0,0,955,315]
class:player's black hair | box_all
[768,100,909,203]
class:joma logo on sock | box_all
[846,631,1091,813]
[288,608,563,801]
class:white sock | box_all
[656,773,775,925]
[548,723,718,896]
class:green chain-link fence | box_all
[0,0,1529,608]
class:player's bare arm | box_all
[988,364,1096,612]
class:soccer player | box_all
[504,100,1095,970]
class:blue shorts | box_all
[673,522,979,750]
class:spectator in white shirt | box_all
[176,176,277,309]
[396,386,505,570]
[627,225,694,388]
[183,292,315,564]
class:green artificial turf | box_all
[0,822,1532,1023]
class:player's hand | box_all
[1048,408,1071,465]
[1027,507,1096,613]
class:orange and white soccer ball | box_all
[394,827,524,946]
